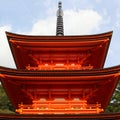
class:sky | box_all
[0,0,120,68]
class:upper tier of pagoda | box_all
[6,31,112,70]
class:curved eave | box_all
[6,31,112,69]
[0,113,120,119]
[6,31,113,42]
[0,65,120,77]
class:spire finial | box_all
[58,1,62,8]
[56,1,64,36]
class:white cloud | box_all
[29,16,56,35]
[0,25,16,68]
[64,9,102,35]
[29,9,102,35]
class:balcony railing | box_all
[26,64,93,70]
[16,99,103,114]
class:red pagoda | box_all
[0,1,120,119]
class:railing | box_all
[16,100,103,114]
[26,64,93,70]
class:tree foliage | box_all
[105,81,120,113]
[0,84,14,113]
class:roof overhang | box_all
[6,31,113,69]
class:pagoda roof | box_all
[0,113,120,120]
[0,65,120,110]
[6,31,112,69]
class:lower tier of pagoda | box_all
[0,65,120,115]
[16,99,103,114]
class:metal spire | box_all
[56,1,64,36]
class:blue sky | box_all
[0,0,120,68]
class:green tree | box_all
[0,84,14,113]
[105,81,120,113]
